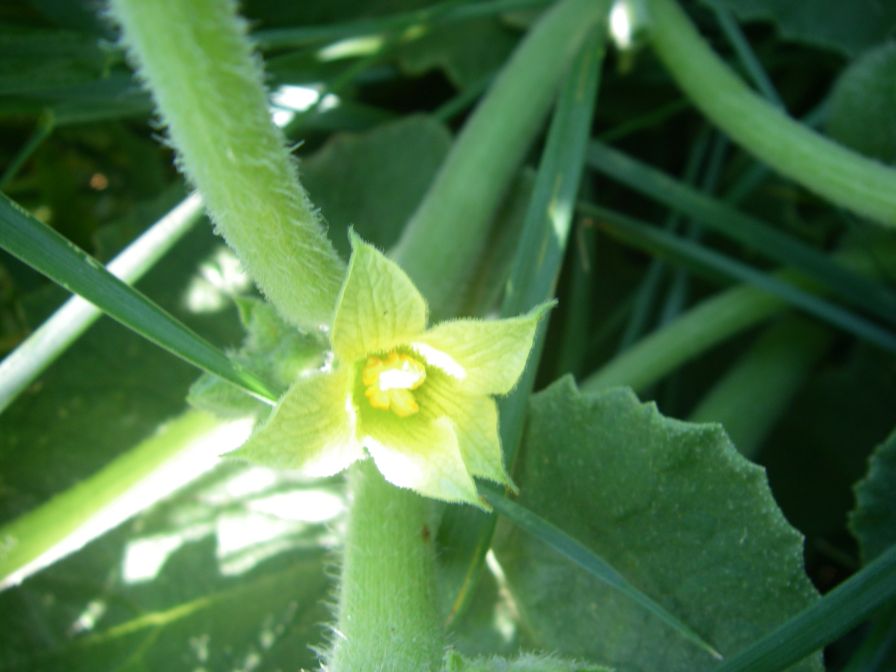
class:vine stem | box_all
[646,0,896,228]
[328,462,443,671]
[109,0,345,332]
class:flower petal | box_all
[360,404,482,508]
[232,366,362,477]
[413,302,553,395]
[417,369,515,489]
[331,231,428,363]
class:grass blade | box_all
[480,483,722,660]
[587,142,896,326]
[0,194,277,403]
[0,191,203,413]
[441,23,608,625]
[252,0,549,51]
[713,544,896,672]
[583,203,896,354]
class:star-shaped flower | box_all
[233,233,549,508]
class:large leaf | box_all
[495,377,822,672]
[705,0,896,57]
[827,42,896,165]
[301,114,452,259]
[850,429,896,563]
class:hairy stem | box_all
[109,0,345,331]
[646,0,896,228]
[329,462,442,672]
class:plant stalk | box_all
[109,0,345,331]
[646,0,896,228]
[328,462,443,671]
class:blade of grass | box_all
[712,544,896,672]
[441,23,607,626]
[252,0,550,52]
[0,191,202,413]
[480,483,722,660]
[0,194,277,403]
[0,111,54,190]
[618,127,712,350]
[581,236,896,395]
[711,4,783,108]
[587,142,896,325]
[583,203,896,354]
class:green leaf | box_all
[827,42,896,165]
[585,142,896,327]
[495,377,822,671]
[703,0,896,57]
[0,193,277,402]
[397,16,517,89]
[301,115,453,259]
[482,484,720,659]
[712,544,896,672]
[444,651,610,672]
[583,203,896,354]
[851,429,896,563]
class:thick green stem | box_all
[646,0,896,228]
[109,0,345,331]
[329,462,443,672]
[393,0,604,316]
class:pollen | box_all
[362,351,426,417]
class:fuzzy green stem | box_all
[109,0,345,331]
[329,462,443,672]
[646,0,896,227]
[393,0,605,316]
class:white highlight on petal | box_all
[411,342,466,380]
[378,364,425,391]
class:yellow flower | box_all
[234,233,549,508]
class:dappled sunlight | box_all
[0,417,253,590]
[270,84,340,127]
[183,246,252,314]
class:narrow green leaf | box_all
[438,24,607,626]
[587,142,896,326]
[251,0,550,51]
[0,192,203,414]
[480,483,722,660]
[582,203,896,354]
[711,4,783,107]
[0,194,277,402]
[712,544,896,672]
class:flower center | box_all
[362,351,426,417]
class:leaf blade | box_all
[0,193,277,402]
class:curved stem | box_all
[109,0,345,330]
[329,462,443,672]
[393,0,605,317]
[646,0,896,228]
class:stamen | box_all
[362,351,426,416]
